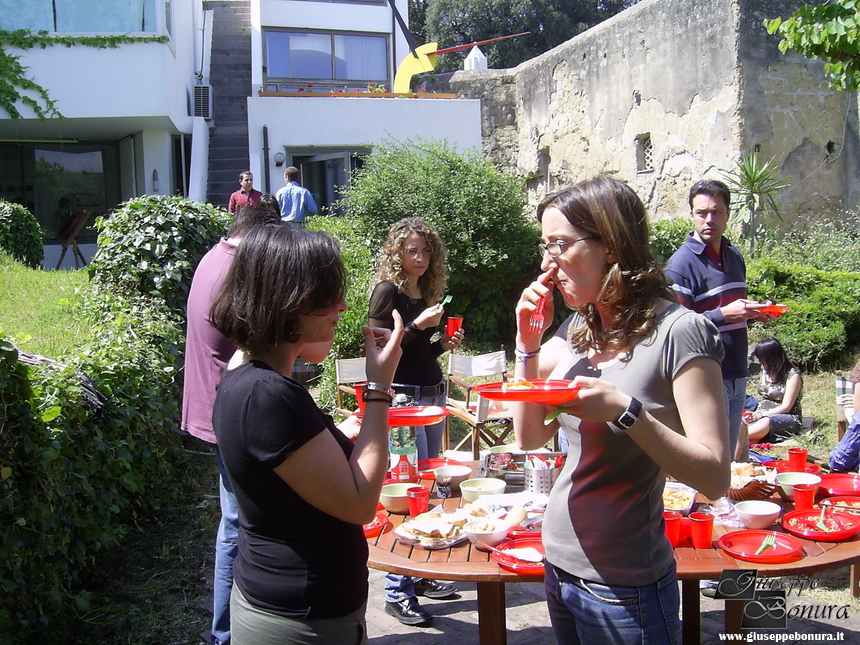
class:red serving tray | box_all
[819,473,860,497]
[363,511,392,538]
[767,460,821,475]
[717,530,804,564]
[475,380,581,406]
[417,458,465,480]
[759,304,788,317]
[781,509,860,542]
[491,538,545,575]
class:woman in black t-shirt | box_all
[210,224,403,644]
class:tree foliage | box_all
[423,0,638,71]
[765,0,860,91]
[0,200,44,268]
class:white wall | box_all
[247,95,482,191]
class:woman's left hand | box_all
[556,375,631,423]
[440,328,464,351]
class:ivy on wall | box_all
[0,29,169,120]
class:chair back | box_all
[836,371,856,440]
[336,357,367,384]
[448,350,507,379]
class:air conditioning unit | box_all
[193,85,213,119]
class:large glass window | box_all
[0,0,157,32]
[264,29,388,91]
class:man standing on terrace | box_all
[276,166,318,224]
[665,179,771,459]
[228,171,262,214]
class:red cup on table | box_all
[354,382,366,414]
[793,484,816,511]
[406,486,430,516]
[788,447,808,472]
[689,512,714,549]
[663,511,682,547]
[445,317,463,338]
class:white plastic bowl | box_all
[734,500,782,529]
[460,477,506,503]
[379,483,413,514]
[464,519,511,549]
[775,472,821,501]
[433,465,473,491]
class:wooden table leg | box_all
[476,581,507,645]
[724,599,744,638]
[850,564,860,598]
[681,580,700,645]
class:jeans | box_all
[213,447,240,645]
[723,377,747,455]
[545,563,680,645]
[385,389,445,602]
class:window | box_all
[635,134,653,173]
[264,29,388,91]
[1,0,157,32]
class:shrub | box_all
[0,200,44,269]
[650,217,690,262]
[88,196,230,316]
[337,138,538,350]
[757,211,860,273]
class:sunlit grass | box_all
[0,251,92,358]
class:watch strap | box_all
[363,382,394,402]
[608,396,642,432]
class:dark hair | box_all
[210,224,346,350]
[259,193,279,214]
[752,337,796,385]
[688,179,731,210]
[537,175,674,351]
[227,205,281,238]
[284,166,300,182]
[239,171,252,181]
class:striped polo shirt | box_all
[665,232,749,380]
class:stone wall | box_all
[425,0,858,225]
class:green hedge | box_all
[0,200,44,269]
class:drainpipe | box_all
[263,125,271,194]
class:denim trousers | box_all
[724,377,747,454]
[213,447,240,645]
[545,562,681,645]
[385,389,445,602]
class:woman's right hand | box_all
[362,309,404,386]
[515,269,555,350]
[413,303,445,330]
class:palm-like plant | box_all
[722,152,790,257]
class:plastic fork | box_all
[816,505,829,530]
[754,532,776,556]
[529,296,546,333]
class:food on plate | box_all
[730,461,768,488]
[663,486,695,511]
[505,505,528,528]
[785,514,845,533]
[821,499,860,515]
[459,503,489,518]
[503,377,538,391]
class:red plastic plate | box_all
[363,511,391,538]
[766,460,821,475]
[759,304,788,316]
[820,496,860,515]
[417,458,466,480]
[475,380,581,406]
[506,511,544,539]
[781,509,860,542]
[718,530,805,563]
[491,537,545,574]
[819,473,860,497]
[358,405,450,427]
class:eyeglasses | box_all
[538,236,595,258]
[403,247,431,258]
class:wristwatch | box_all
[608,396,642,432]
[363,382,394,401]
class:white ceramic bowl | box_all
[379,483,413,514]
[463,519,511,548]
[460,477,506,503]
[776,472,821,501]
[433,465,473,491]
[734,500,782,529]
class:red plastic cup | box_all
[445,317,463,337]
[664,511,682,547]
[354,382,366,414]
[793,484,816,511]
[689,512,714,549]
[406,486,430,516]
[788,447,808,472]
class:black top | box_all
[368,280,443,386]
[212,360,367,619]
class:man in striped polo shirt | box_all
[665,179,772,459]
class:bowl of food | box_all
[433,465,472,491]
[776,472,821,502]
[463,519,511,549]
[733,500,782,529]
[460,477,506,502]
[379,483,413,514]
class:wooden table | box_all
[367,465,860,644]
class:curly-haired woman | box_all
[368,217,463,624]
[512,176,730,643]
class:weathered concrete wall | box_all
[427,0,859,225]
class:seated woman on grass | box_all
[744,337,803,444]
